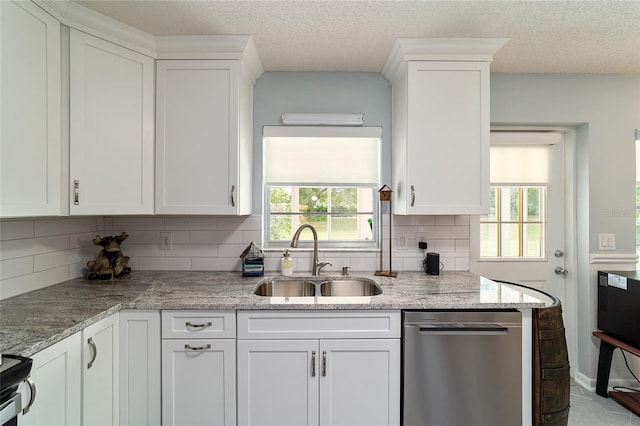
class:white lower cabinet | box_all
[237,311,401,426]
[119,310,161,426]
[82,313,120,426]
[161,310,236,426]
[19,333,82,426]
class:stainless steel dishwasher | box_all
[403,310,522,426]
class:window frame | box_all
[264,184,379,250]
[262,126,382,251]
[480,185,547,260]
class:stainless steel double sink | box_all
[253,277,382,297]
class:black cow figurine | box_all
[86,232,132,280]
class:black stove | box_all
[0,355,32,426]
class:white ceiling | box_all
[72,0,640,74]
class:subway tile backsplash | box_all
[0,214,470,299]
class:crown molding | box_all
[36,0,157,58]
[156,35,264,83]
[382,38,510,83]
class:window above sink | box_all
[263,126,382,251]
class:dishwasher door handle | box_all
[416,324,509,335]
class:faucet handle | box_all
[316,261,332,274]
[341,266,351,276]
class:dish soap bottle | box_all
[280,249,293,276]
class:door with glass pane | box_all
[470,132,567,306]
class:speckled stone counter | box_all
[0,270,555,357]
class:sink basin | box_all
[320,278,382,296]
[253,279,316,297]
[253,277,383,298]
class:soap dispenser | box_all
[280,249,293,276]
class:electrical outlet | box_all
[398,234,407,250]
[160,232,172,250]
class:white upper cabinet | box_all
[155,58,255,215]
[69,29,154,215]
[383,38,508,215]
[1,0,62,217]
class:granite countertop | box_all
[0,270,556,357]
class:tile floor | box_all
[569,382,639,425]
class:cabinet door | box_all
[82,313,119,426]
[120,310,161,426]
[162,339,236,426]
[0,0,62,217]
[69,29,154,215]
[319,339,400,426]
[155,60,240,214]
[19,333,82,426]
[237,339,319,426]
[402,61,489,214]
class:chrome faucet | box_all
[290,224,332,276]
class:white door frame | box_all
[470,126,578,375]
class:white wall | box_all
[490,72,640,388]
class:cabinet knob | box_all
[410,185,416,207]
[231,185,236,207]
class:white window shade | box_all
[489,132,561,184]
[264,126,381,184]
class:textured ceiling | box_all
[72,0,640,74]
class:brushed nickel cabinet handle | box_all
[87,337,97,369]
[184,344,211,351]
[411,185,416,207]
[322,350,327,377]
[22,376,36,415]
[311,351,316,377]
[185,321,212,329]
[231,185,236,207]
[74,180,80,205]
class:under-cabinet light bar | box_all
[281,113,365,126]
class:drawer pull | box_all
[231,185,236,207]
[311,351,316,377]
[22,376,36,415]
[74,180,80,205]
[87,337,97,369]
[184,344,211,351]
[186,321,212,329]
[322,350,327,377]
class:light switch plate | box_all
[598,233,615,250]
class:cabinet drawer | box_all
[162,311,236,339]
[237,311,400,340]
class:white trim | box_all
[519,308,532,426]
[589,253,639,264]
[36,0,157,58]
[382,38,509,83]
[490,131,563,145]
[155,36,264,83]
[263,125,382,138]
